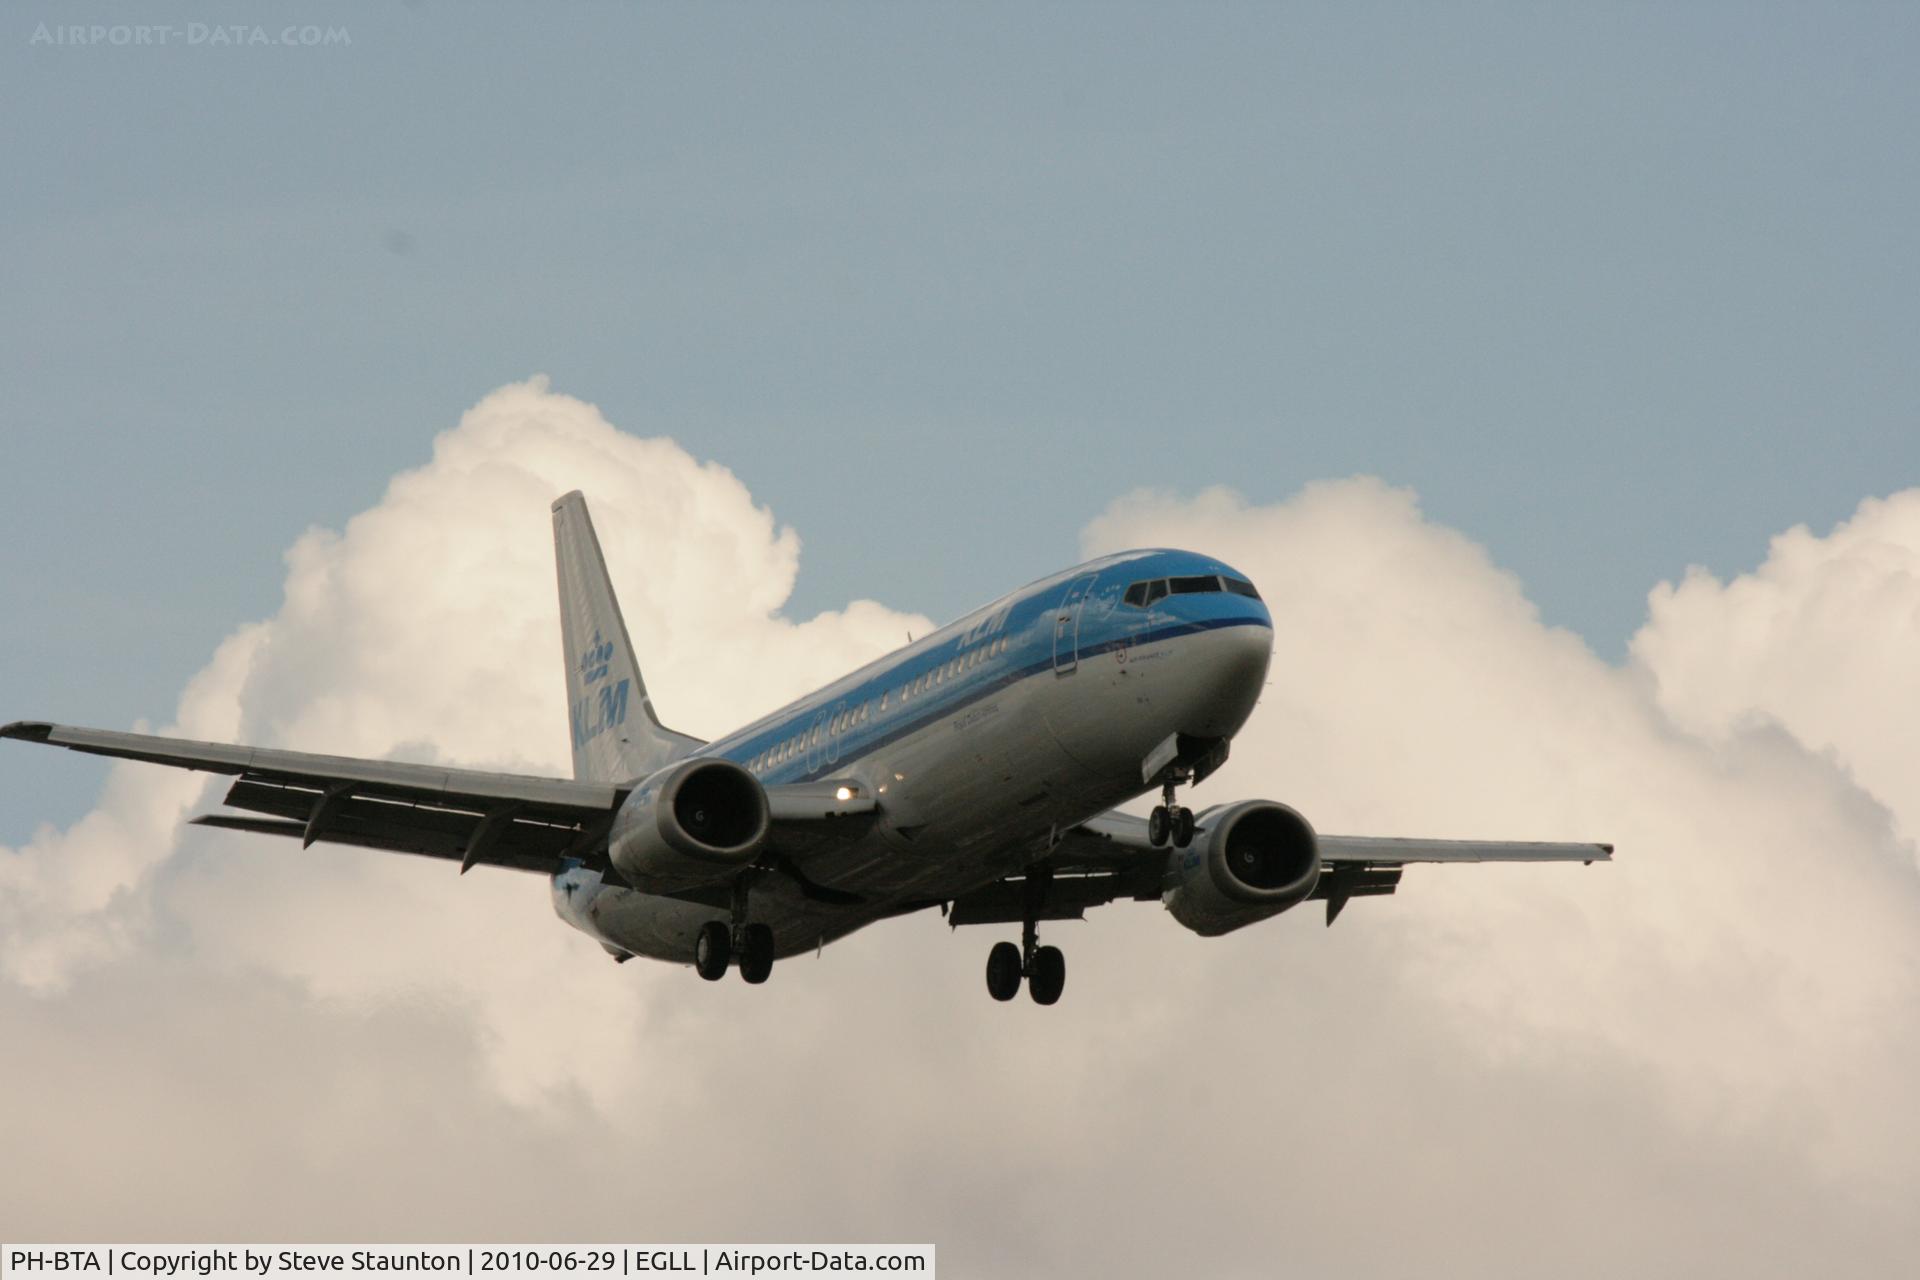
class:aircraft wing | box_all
[3,719,885,885]
[945,807,1611,927]
[1061,810,1611,865]
[2,720,623,875]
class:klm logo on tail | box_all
[553,490,705,779]
[572,677,631,749]
[578,631,615,685]
[572,631,629,748]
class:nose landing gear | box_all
[1148,776,1196,848]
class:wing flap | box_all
[190,814,567,874]
[948,868,1162,926]
[219,778,580,855]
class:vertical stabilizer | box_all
[551,491,703,782]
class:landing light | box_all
[835,785,855,802]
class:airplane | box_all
[2,491,1610,1005]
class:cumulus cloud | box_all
[0,623,264,988]
[1085,481,1920,1196]
[1632,489,1920,845]
[1,376,932,1106]
[3,387,1917,1275]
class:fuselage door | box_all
[1052,574,1098,675]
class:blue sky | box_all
[4,3,1917,819]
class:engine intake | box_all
[1165,800,1321,937]
[608,757,770,892]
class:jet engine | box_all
[607,757,770,893]
[1164,800,1321,936]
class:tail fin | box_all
[551,491,703,782]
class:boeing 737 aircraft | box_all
[3,493,1609,1004]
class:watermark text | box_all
[29,22,351,48]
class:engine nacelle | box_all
[1164,800,1322,937]
[608,757,770,893]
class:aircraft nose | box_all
[1186,618,1271,737]
[1224,616,1273,685]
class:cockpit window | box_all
[1123,578,1173,607]
[1123,573,1259,604]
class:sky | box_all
[3,3,1919,1274]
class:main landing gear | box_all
[1147,776,1196,849]
[694,876,776,984]
[985,878,1066,1006]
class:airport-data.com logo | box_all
[29,22,351,48]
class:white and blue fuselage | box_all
[553,549,1273,962]
[3,490,1606,1000]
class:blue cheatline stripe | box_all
[704,613,1270,786]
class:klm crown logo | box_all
[578,630,615,685]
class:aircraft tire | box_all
[694,920,731,980]
[986,941,1023,1001]
[1028,946,1066,1006]
[739,923,775,984]
[1148,806,1171,847]
[1172,807,1196,848]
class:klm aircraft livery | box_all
[571,631,631,752]
[1,490,1610,1004]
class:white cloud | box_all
[0,622,263,988]
[4,391,1917,1273]
[1085,480,1920,1197]
[1632,489,1920,845]
[2,376,932,1107]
